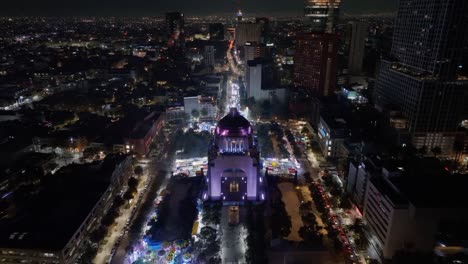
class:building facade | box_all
[363,168,468,260]
[165,12,184,40]
[204,45,216,67]
[244,42,266,63]
[124,112,164,156]
[184,95,217,122]
[317,115,348,158]
[374,0,468,154]
[347,21,368,75]
[0,155,132,264]
[304,0,341,33]
[209,23,224,41]
[235,23,262,47]
[294,32,338,97]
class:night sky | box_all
[1,0,397,16]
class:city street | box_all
[114,140,176,264]
[93,168,150,264]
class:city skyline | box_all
[0,0,467,264]
[1,0,398,16]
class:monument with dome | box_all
[206,108,262,202]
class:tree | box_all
[351,218,365,234]
[202,202,221,225]
[400,144,418,159]
[339,195,352,210]
[355,236,369,250]
[199,226,217,242]
[101,214,115,226]
[453,141,465,162]
[90,226,107,243]
[330,186,342,197]
[44,162,58,172]
[128,177,139,189]
[431,146,442,157]
[134,165,143,176]
[299,226,322,245]
[113,195,125,208]
[207,256,221,264]
[200,107,208,117]
[302,212,317,227]
[191,109,200,119]
[418,146,428,156]
[83,147,101,160]
[303,172,312,182]
[123,190,134,201]
[16,166,44,186]
[260,100,272,113]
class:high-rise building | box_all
[374,0,468,153]
[165,12,184,40]
[244,42,266,63]
[294,32,338,97]
[237,9,243,22]
[0,155,132,264]
[235,23,262,47]
[347,21,368,75]
[204,45,216,67]
[206,108,261,201]
[363,169,468,260]
[246,58,286,103]
[304,0,341,33]
[209,23,224,41]
[255,17,271,44]
[246,60,263,100]
[226,27,236,41]
[246,58,275,100]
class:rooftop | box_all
[0,154,128,251]
[217,108,251,133]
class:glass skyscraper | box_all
[374,0,468,153]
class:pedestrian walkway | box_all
[220,207,246,264]
[277,182,303,241]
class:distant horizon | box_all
[1,0,397,17]
[0,12,397,19]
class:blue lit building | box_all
[317,114,349,159]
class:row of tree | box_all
[191,108,210,119]
[245,202,268,263]
[270,184,292,238]
[285,129,303,159]
[256,124,275,158]
[270,122,290,159]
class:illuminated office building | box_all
[294,32,338,97]
[165,12,184,40]
[304,0,341,33]
[374,0,468,153]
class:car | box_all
[228,206,240,226]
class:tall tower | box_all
[237,9,243,22]
[304,0,341,33]
[294,32,338,97]
[347,21,368,75]
[165,12,184,40]
[374,0,468,153]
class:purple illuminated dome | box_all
[216,108,252,137]
[207,108,260,201]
